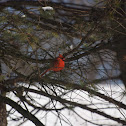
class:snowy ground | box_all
[7,83,126,126]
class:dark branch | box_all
[65,40,112,62]
[0,95,45,126]
[41,77,126,110]
[63,24,98,57]
[23,87,126,125]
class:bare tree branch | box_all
[0,95,45,126]
[23,87,126,125]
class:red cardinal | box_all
[40,54,65,77]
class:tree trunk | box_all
[0,92,7,126]
[116,34,126,86]
[114,0,126,87]
[0,63,7,126]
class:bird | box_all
[40,54,65,77]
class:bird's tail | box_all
[40,68,51,77]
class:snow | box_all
[21,15,26,18]
[42,6,54,11]
[70,45,73,50]
[7,84,126,126]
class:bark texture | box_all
[0,93,7,126]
